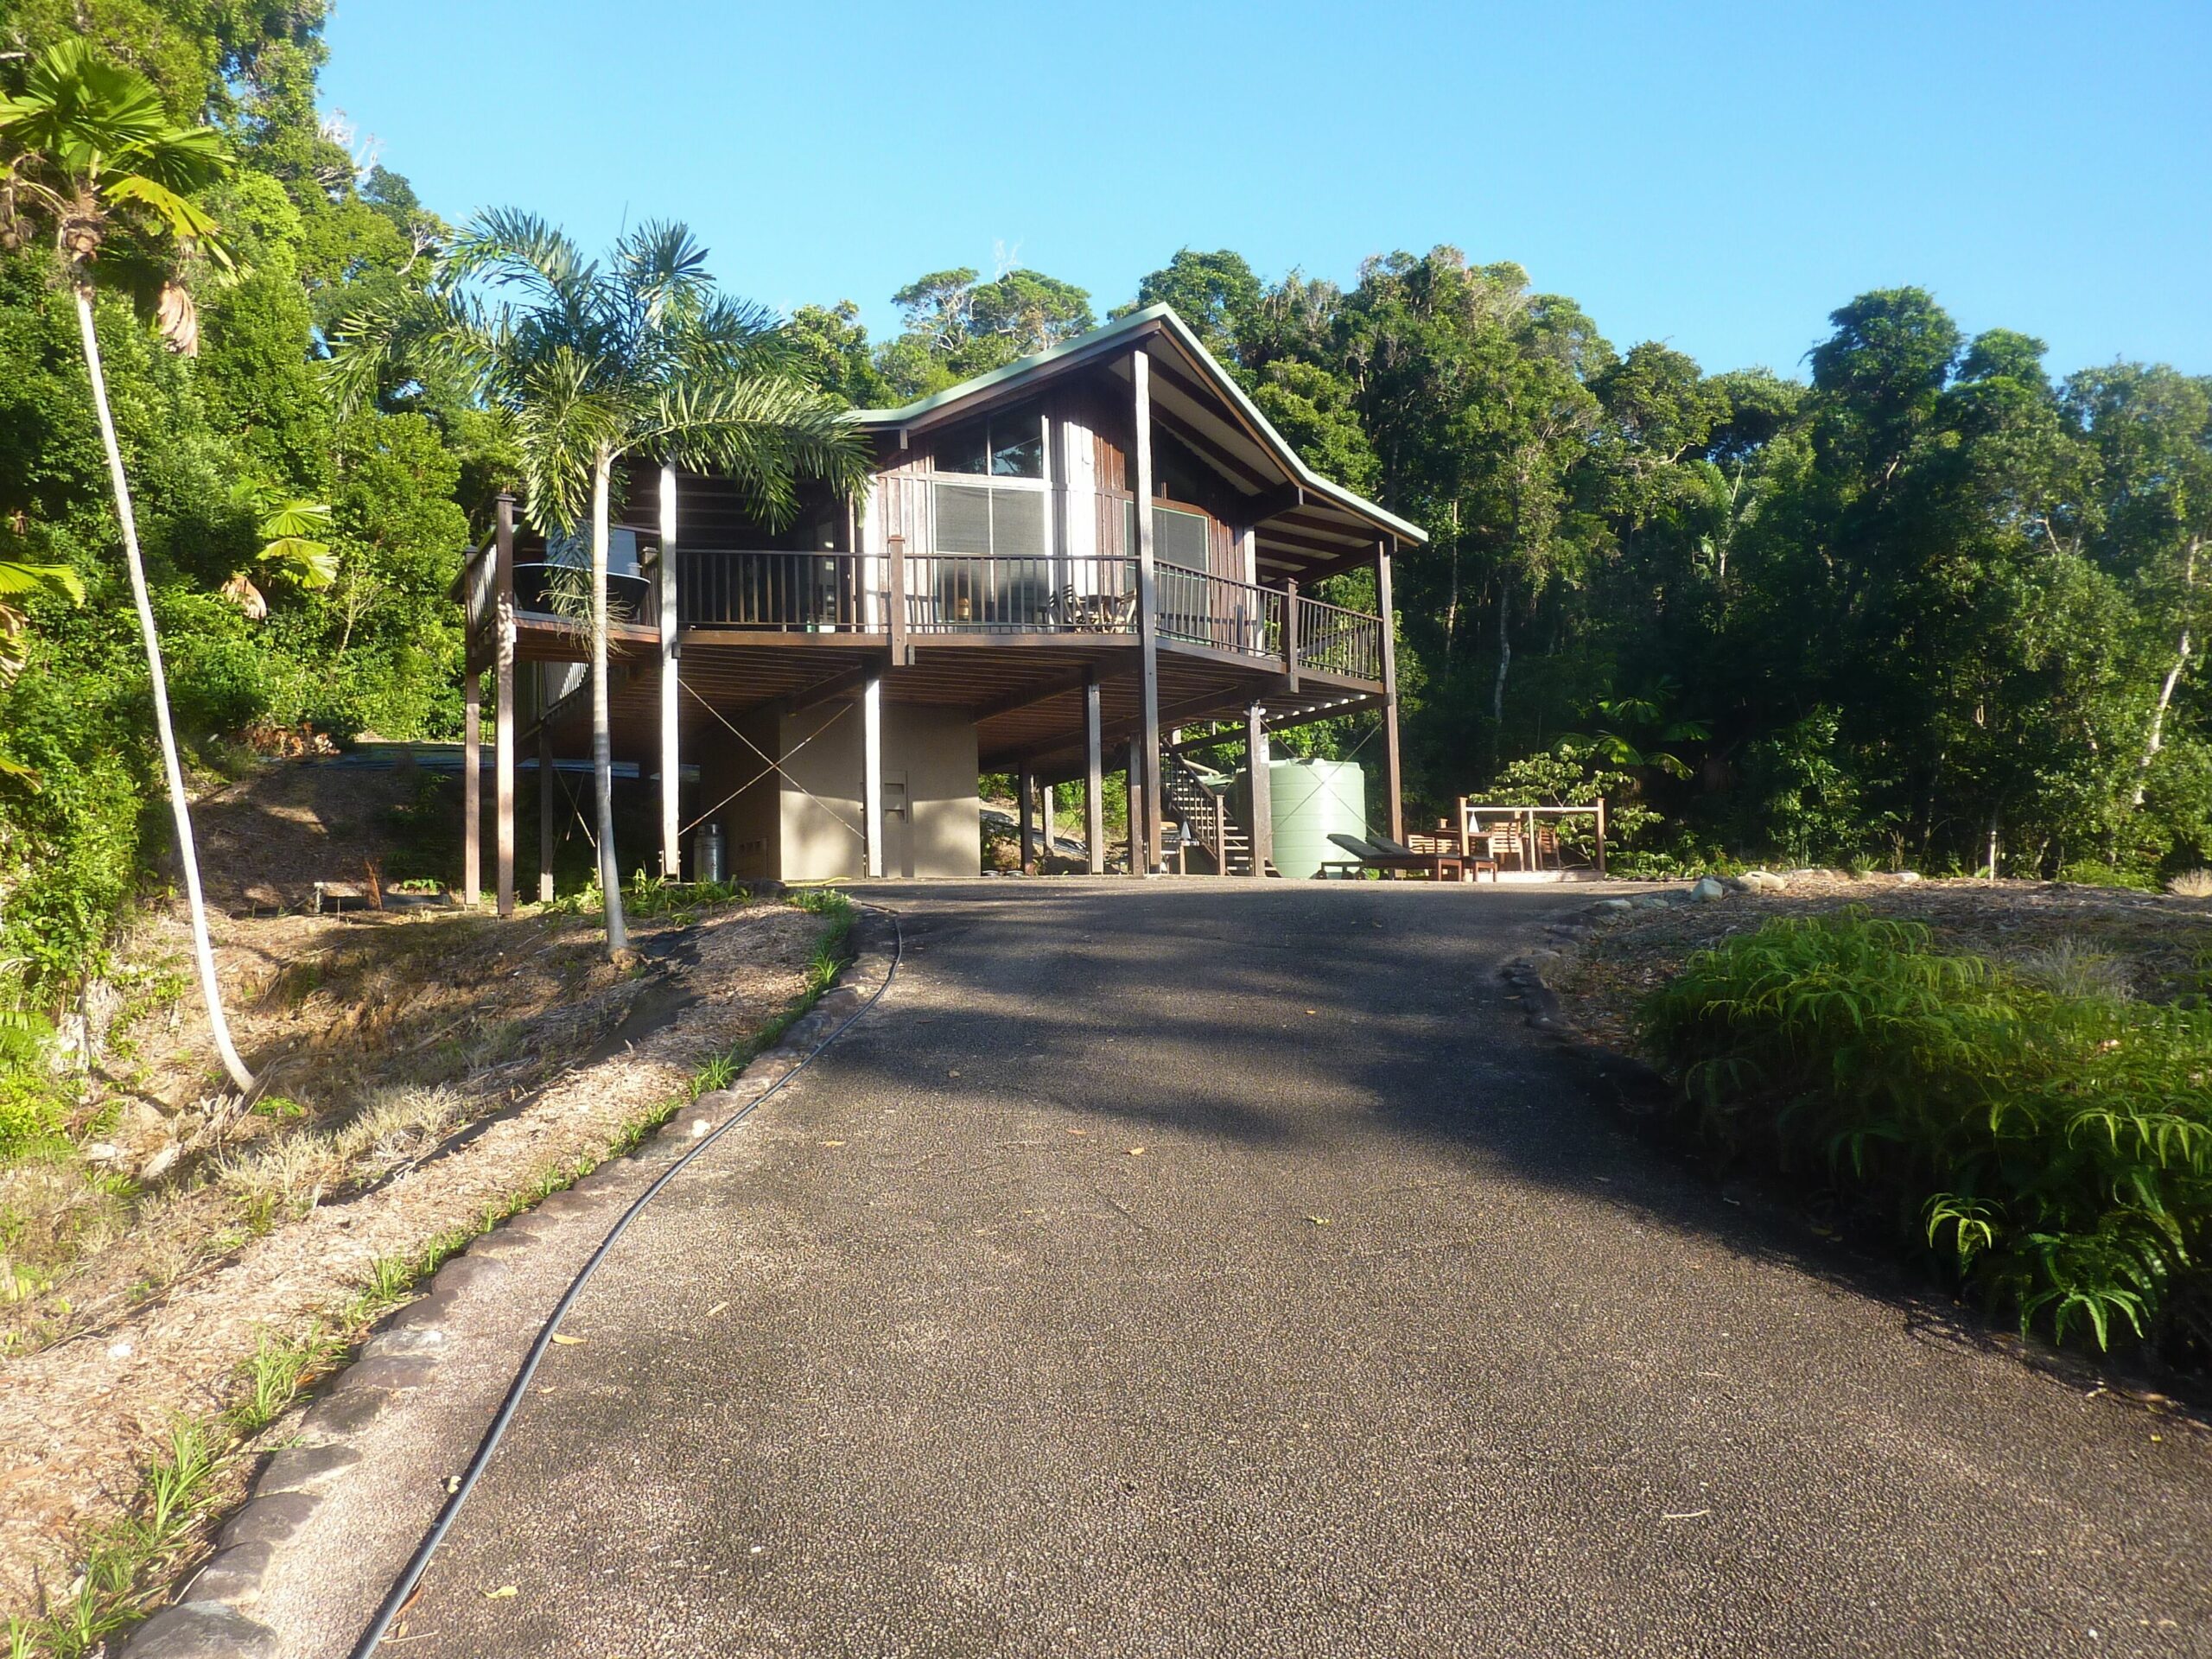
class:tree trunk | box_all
[74,284,255,1094]
[2133,628,2191,808]
[1489,582,1512,769]
[590,452,630,957]
[1441,500,1461,671]
[2133,535,2199,808]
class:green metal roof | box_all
[851,303,1428,546]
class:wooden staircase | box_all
[1161,753,1264,875]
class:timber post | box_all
[494,492,516,917]
[461,670,480,906]
[862,675,884,879]
[658,466,681,879]
[537,721,555,903]
[1246,703,1272,876]
[1125,735,1144,878]
[1017,763,1036,873]
[1133,345,1162,874]
[1084,673,1105,875]
[887,532,907,664]
[1377,537,1403,845]
[1284,578,1300,695]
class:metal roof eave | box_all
[851,304,1429,547]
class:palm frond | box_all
[0,561,86,604]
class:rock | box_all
[257,1441,359,1494]
[333,1354,438,1394]
[388,1293,458,1332]
[182,1541,272,1605]
[1739,870,1788,893]
[362,1323,454,1359]
[1689,876,1730,903]
[1596,898,1634,912]
[297,1387,392,1441]
[429,1255,505,1294]
[1897,869,1922,883]
[217,1492,320,1550]
[120,1601,278,1658]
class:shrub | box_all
[2056,858,2159,893]
[1639,910,2212,1357]
[2170,870,2212,899]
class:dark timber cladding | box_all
[478,302,1422,885]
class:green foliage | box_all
[875,262,1096,399]
[0,14,475,1034]
[227,1322,340,1433]
[1641,911,2212,1357]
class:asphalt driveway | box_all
[397,880,2212,1658]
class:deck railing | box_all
[677,549,880,632]
[511,561,658,628]
[1294,593,1383,683]
[666,548,1383,684]
[905,554,1136,634]
[1159,568,1281,657]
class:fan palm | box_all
[0,41,257,1091]
[333,211,867,957]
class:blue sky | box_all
[321,0,2210,380]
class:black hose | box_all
[347,903,903,1656]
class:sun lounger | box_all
[1318,833,1483,882]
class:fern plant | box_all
[1641,909,2212,1357]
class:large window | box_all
[932,404,1049,560]
[935,408,1045,479]
[933,479,1047,558]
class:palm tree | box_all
[333,212,867,958]
[0,42,257,1092]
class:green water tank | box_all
[1253,757,1367,880]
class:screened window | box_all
[1154,505,1210,571]
[933,480,1048,558]
[1125,501,1212,571]
[935,409,1045,479]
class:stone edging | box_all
[118,911,900,1659]
[1497,882,1743,1094]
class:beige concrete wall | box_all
[690,703,781,880]
[894,703,982,880]
[775,700,980,880]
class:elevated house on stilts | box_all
[454,303,1424,899]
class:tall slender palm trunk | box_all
[73,284,255,1094]
[590,453,630,957]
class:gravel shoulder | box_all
[0,898,827,1620]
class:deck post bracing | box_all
[1017,763,1036,872]
[658,467,680,879]
[1377,537,1404,844]
[1133,346,1163,874]
[537,721,555,904]
[462,670,480,906]
[862,674,885,880]
[1246,702,1272,876]
[1084,674,1105,875]
[494,493,517,918]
